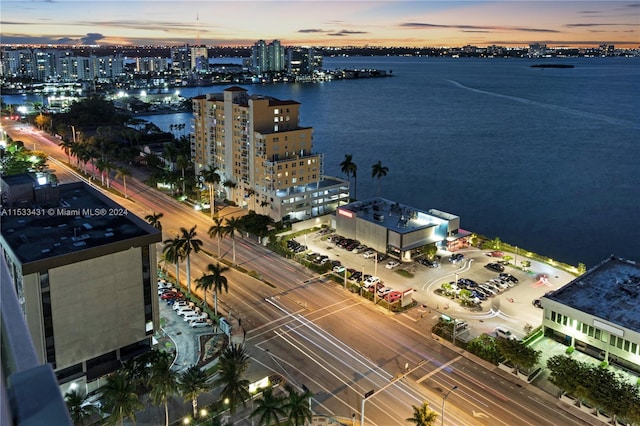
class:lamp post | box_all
[441,385,458,426]
[69,125,77,143]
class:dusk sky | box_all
[1,1,639,48]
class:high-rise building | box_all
[191,87,349,222]
[0,176,162,394]
[251,40,285,74]
[170,44,191,72]
[287,47,323,75]
[190,46,208,73]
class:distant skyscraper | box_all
[191,87,349,221]
[190,45,208,73]
[251,39,285,73]
[171,44,191,72]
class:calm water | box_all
[5,57,639,267]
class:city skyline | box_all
[1,1,638,48]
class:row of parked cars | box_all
[449,272,519,303]
[158,280,213,328]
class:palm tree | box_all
[95,158,108,186]
[224,216,243,265]
[176,226,203,295]
[339,154,357,202]
[145,212,164,231]
[100,370,143,426]
[115,167,131,198]
[149,352,179,426]
[179,365,210,419]
[176,154,189,195]
[195,262,229,315]
[371,160,389,197]
[250,387,286,426]
[208,217,226,259]
[65,389,99,426]
[201,166,221,218]
[406,402,438,426]
[213,344,251,415]
[163,235,185,288]
[282,383,313,426]
[59,139,76,164]
[222,179,237,199]
[245,187,256,211]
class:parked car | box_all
[161,291,183,300]
[385,260,400,269]
[495,327,517,340]
[485,262,505,272]
[449,253,464,263]
[377,253,389,262]
[363,250,376,259]
[377,286,394,298]
[500,273,519,283]
[183,312,207,322]
[489,251,504,257]
[172,301,191,310]
[333,265,346,274]
[363,276,380,288]
[532,299,543,309]
[350,271,363,281]
[189,319,213,328]
[384,291,404,303]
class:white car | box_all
[189,319,212,328]
[363,276,380,288]
[183,312,207,322]
[385,260,400,269]
[176,307,198,316]
[172,301,191,310]
[377,286,394,297]
[362,250,376,259]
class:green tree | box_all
[163,235,185,288]
[208,217,226,259]
[282,383,312,426]
[179,365,211,419]
[224,216,243,265]
[59,138,76,164]
[250,387,286,426]
[371,160,388,196]
[100,370,143,426]
[547,355,587,397]
[65,389,99,426]
[495,338,541,373]
[213,344,251,415]
[339,154,357,202]
[145,212,164,231]
[149,352,179,426]
[406,401,438,426]
[195,262,229,315]
[176,226,203,295]
[201,165,221,218]
[115,167,131,198]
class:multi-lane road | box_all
[2,120,591,425]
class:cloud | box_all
[298,29,327,34]
[80,33,105,45]
[399,22,560,33]
[327,29,368,37]
[565,23,633,28]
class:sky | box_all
[1,0,639,48]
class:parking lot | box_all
[294,229,575,341]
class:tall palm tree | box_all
[406,402,438,426]
[176,226,203,295]
[65,389,99,426]
[213,344,251,415]
[250,387,286,426]
[201,166,221,218]
[59,139,76,164]
[176,154,189,195]
[245,187,256,211]
[371,160,389,197]
[163,235,185,288]
[339,154,357,202]
[100,370,143,426]
[195,262,229,315]
[282,384,313,426]
[115,167,131,198]
[179,365,210,419]
[149,352,179,426]
[145,212,164,231]
[208,217,226,259]
[222,179,237,199]
[224,216,243,265]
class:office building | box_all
[0,175,162,394]
[334,198,471,261]
[191,86,349,222]
[542,256,640,374]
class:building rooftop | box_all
[545,256,640,333]
[339,197,451,235]
[1,181,160,272]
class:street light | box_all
[441,385,458,426]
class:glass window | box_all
[595,329,601,340]
[631,343,637,354]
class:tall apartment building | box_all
[0,176,162,394]
[251,39,285,73]
[170,44,191,73]
[191,86,349,222]
[136,56,169,73]
[190,45,209,73]
[287,47,323,76]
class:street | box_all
[1,119,592,425]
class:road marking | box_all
[416,355,462,383]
